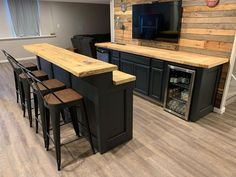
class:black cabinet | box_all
[149,60,165,102]
[110,50,120,68]
[134,63,150,95]
[97,49,166,101]
[189,66,221,122]
[96,47,222,121]
[149,68,163,101]
[111,57,120,68]
[120,59,134,75]
[120,53,151,95]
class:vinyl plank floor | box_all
[0,62,236,177]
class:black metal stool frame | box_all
[12,60,64,148]
[4,52,48,128]
[1,50,37,105]
[20,65,95,171]
[2,51,36,126]
[2,50,25,105]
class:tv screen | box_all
[132,1,182,43]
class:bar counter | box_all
[96,42,229,69]
[24,43,136,153]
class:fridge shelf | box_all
[168,96,187,103]
[170,82,190,90]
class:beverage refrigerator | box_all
[164,65,196,120]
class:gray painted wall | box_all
[0,1,110,61]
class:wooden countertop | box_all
[95,42,229,69]
[24,43,117,77]
[113,70,136,85]
[24,43,136,85]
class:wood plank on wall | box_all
[114,0,236,108]
[179,39,232,52]
[182,17,236,24]
[183,10,236,18]
[181,28,236,36]
[183,3,236,12]
[182,0,236,7]
[181,23,236,30]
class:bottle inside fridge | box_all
[164,65,195,120]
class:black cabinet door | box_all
[111,57,120,68]
[149,67,163,101]
[134,63,150,95]
[120,60,134,75]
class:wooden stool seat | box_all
[44,88,83,105]
[19,70,47,80]
[21,62,38,71]
[32,79,65,91]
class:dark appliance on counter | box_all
[132,1,182,42]
[164,65,195,120]
[71,33,111,58]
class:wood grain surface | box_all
[23,43,118,78]
[96,42,229,68]
[114,0,236,58]
[113,70,136,85]
[1,62,236,177]
[113,0,236,108]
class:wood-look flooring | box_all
[0,62,236,177]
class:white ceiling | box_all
[40,0,110,4]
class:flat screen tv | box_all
[132,1,182,43]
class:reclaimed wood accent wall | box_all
[114,0,236,108]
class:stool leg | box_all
[50,108,61,171]
[45,108,50,150]
[34,93,39,133]
[13,72,19,103]
[19,81,26,117]
[37,96,47,148]
[23,81,33,127]
[61,110,66,122]
[69,106,80,137]
[81,100,95,154]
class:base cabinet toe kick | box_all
[37,56,135,154]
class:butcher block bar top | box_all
[113,71,136,85]
[95,42,229,69]
[24,43,117,77]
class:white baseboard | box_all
[0,56,36,64]
[214,107,226,114]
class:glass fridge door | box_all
[164,65,196,120]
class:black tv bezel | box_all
[132,1,183,43]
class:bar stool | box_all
[5,53,48,127]
[27,71,96,171]
[1,50,38,104]
[32,79,66,144]
[19,71,48,127]
[16,59,69,152]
